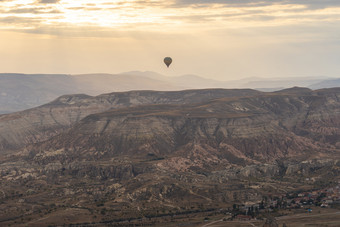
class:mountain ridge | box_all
[1,72,339,114]
[29,87,339,165]
[0,88,262,154]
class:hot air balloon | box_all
[164,57,172,68]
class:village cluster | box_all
[230,181,340,220]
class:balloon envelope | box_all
[164,57,172,67]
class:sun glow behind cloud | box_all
[1,0,340,34]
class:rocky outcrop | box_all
[30,88,340,165]
[0,89,261,153]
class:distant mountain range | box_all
[0,72,339,114]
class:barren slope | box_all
[0,89,261,153]
[31,88,340,164]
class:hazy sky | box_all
[0,0,340,80]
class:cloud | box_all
[174,0,340,8]
[38,0,60,3]
[0,16,43,26]
[1,0,340,38]
[7,7,61,14]
[289,0,340,9]
[174,0,265,7]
